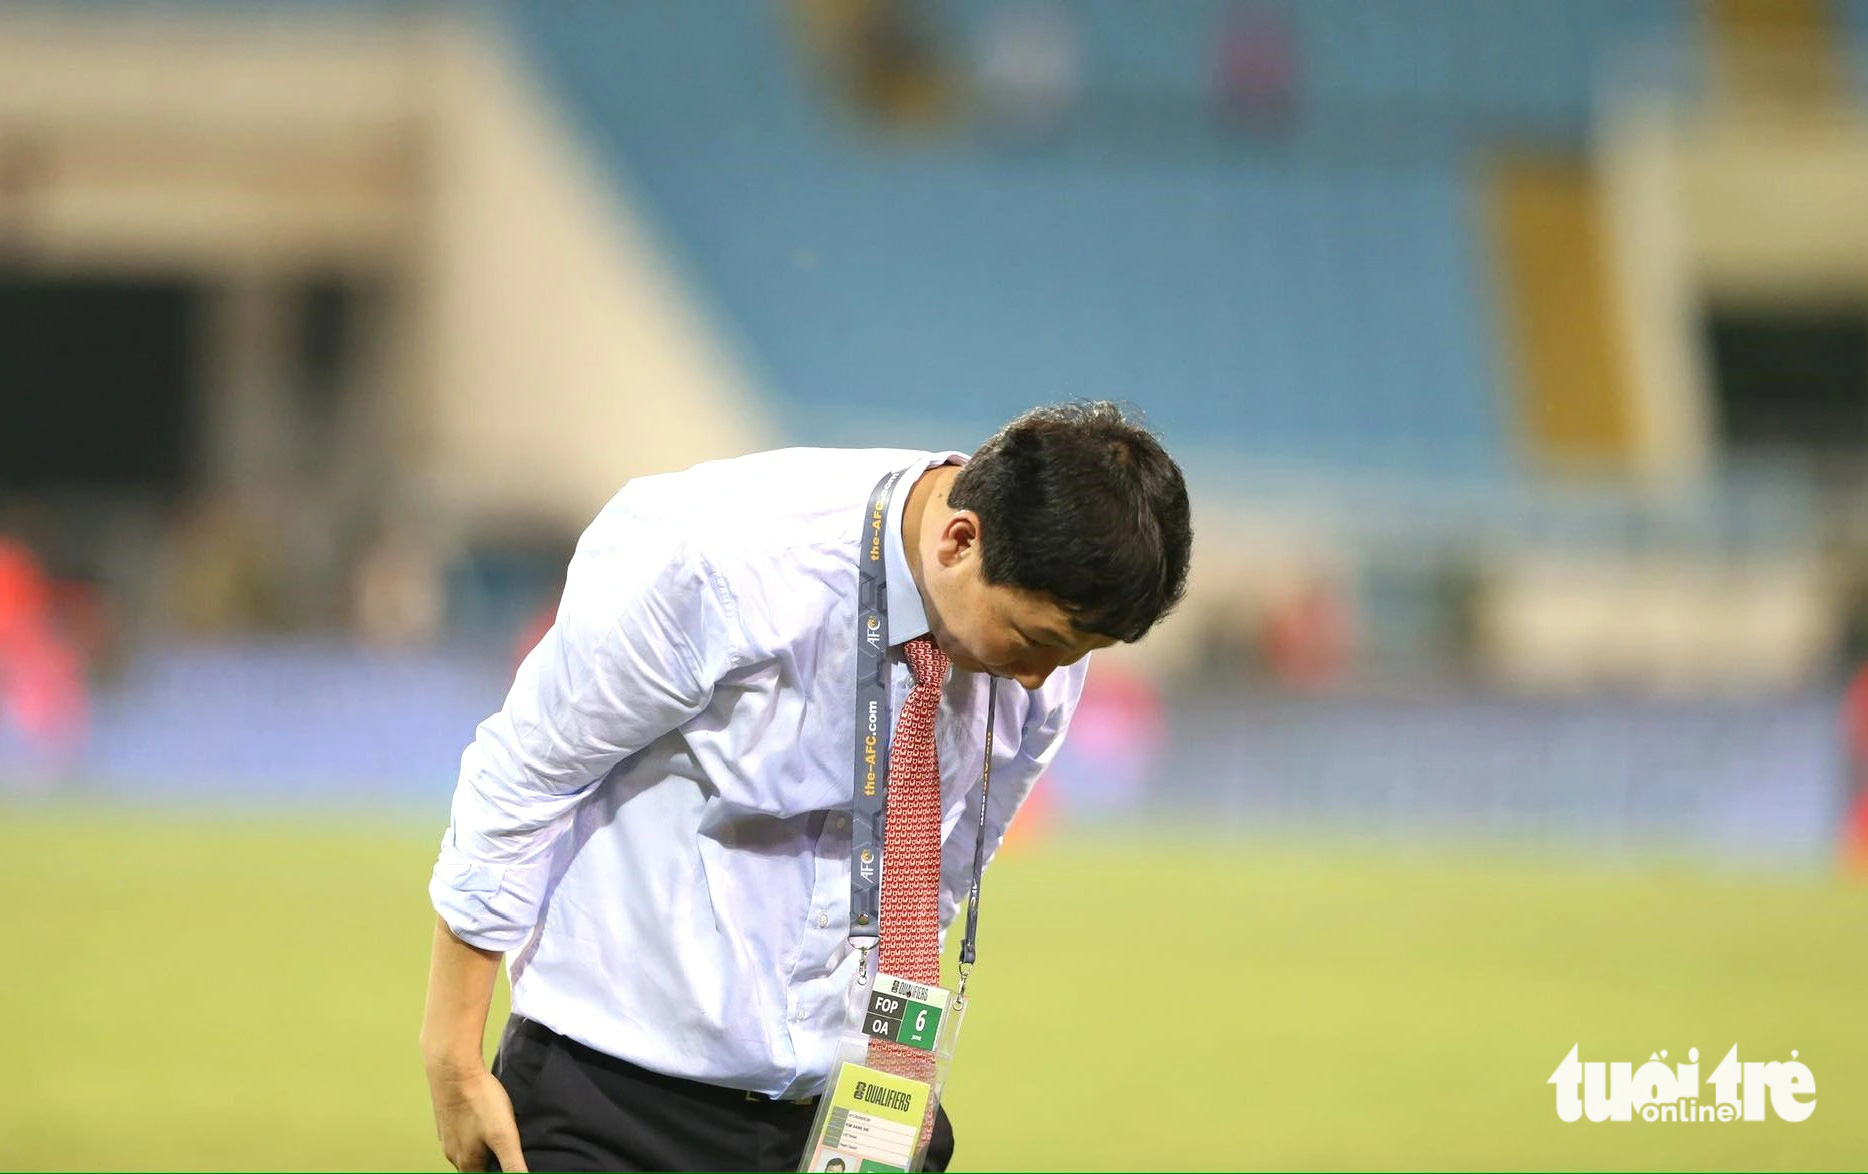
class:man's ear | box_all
[936,510,982,568]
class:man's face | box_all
[921,513,1114,690]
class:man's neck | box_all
[901,463,958,604]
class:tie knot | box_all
[903,635,949,688]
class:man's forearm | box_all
[421,916,505,1073]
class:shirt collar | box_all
[883,452,965,647]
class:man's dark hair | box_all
[949,401,1191,643]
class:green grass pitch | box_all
[3,806,1865,1169]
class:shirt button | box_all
[816,912,830,929]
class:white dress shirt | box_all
[430,446,1088,1099]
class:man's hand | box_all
[426,1060,527,1173]
[422,918,522,1171]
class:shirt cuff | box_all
[429,848,535,952]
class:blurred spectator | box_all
[1212,5,1297,131]
[51,576,124,684]
[351,521,445,649]
[442,527,578,651]
[512,582,564,671]
[793,0,956,128]
[1262,579,1355,692]
[164,493,288,634]
[972,4,1081,139]
[1041,663,1166,816]
[1189,599,1260,687]
[0,537,88,783]
[1840,663,1868,874]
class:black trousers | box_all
[493,1017,956,1172]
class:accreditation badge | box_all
[800,973,966,1173]
[858,972,952,1051]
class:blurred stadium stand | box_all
[496,1,1688,469]
[6,0,1868,864]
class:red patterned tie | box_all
[869,635,948,1084]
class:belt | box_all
[746,1089,820,1106]
[507,1016,820,1110]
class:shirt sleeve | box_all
[937,662,1087,935]
[430,514,742,951]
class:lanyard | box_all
[849,468,997,988]
[848,469,904,952]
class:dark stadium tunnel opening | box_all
[0,275,203,496]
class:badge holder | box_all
[811,673,997,1172]
[800,962,970,1173]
